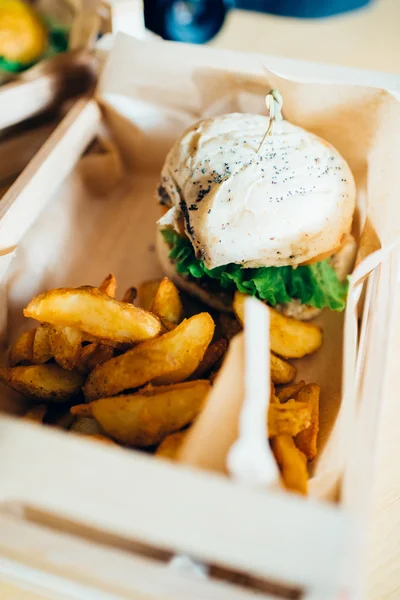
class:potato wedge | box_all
[122,286,137,304]
[232,292,246,325]
[151,277,183,326]
[24,287,162,345]
[84,313,215,401]
[191,338,227,379]
[23,404,47,423]
[271,435,308,495]
[276,381,306,403]
[98,273,117,297]
[268,400,311,437]
[77,343,115,375]
[9,329,35,366]
[295,384,320,460]
[269,308,323,359]
[48,275,118,369]
[156,430,188,460]
[233,292,322,358]
[32,324,52,364]
[138,280,161,310]
[71,404,92,417]
[270,353,296,384]
[82,380,210,447]
[48,325,82,371]
[0,365,84,402]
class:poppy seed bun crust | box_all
[158,113,356,270]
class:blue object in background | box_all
[236,0,372,18]
[144,0,373,44]
[144,0,227,44]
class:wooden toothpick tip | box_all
[256,89,283,154]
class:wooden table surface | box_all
[212,0,400,74]
[2,1,399,598]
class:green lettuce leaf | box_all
[161,229,349,311]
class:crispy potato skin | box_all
[138,280,162,311]
[271,434,308,495]
[24,287,162,345]
[9,326,53,367]
[151,277,183,325]
[9,330,35,366]
[77,343,115,375]
[270,385,310,494]
[190,338,227,379]
[49,326,82,371]
[121,287,137,304]
[295,384,320,460]
[270,353,296,384]
[268,400,311,438]
[0,365,84,402]
[98,274,117,297]
[90,380,210,447]
[268,308,322,358]
[276,381,305,403]
[84,313,215,401]
[23,404,47,423]
[233,292,322,358]
[156,430,188,460]
[46,275,119,371]
[32,325,52,364]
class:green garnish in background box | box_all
[0,0,70,74]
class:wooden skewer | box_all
[256,89,283,154]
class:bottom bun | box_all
[156,229,322,320]
[275,300,321,321]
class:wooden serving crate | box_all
[0,35,398,600]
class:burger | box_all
[156,100,356,319]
